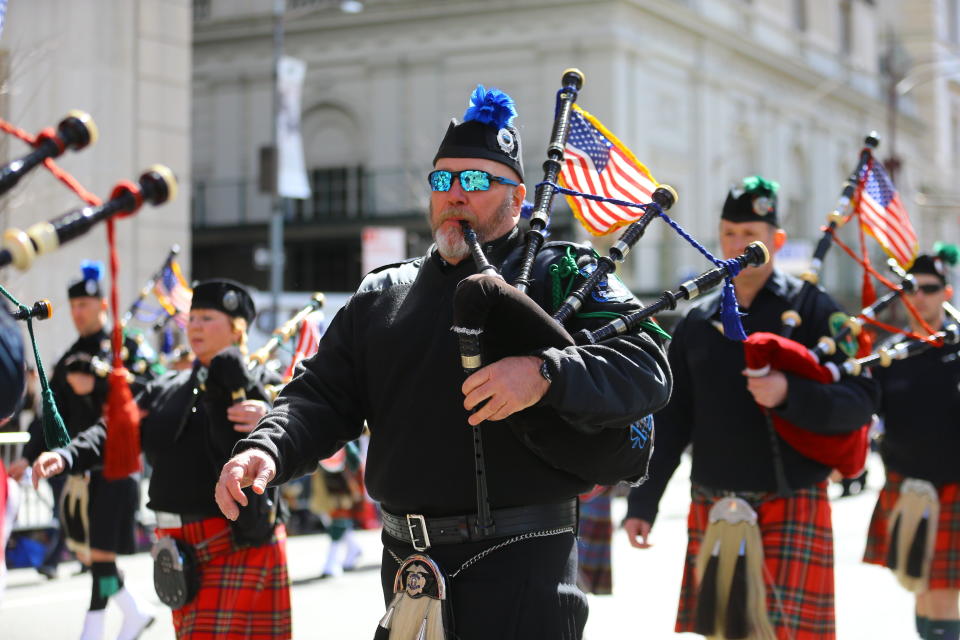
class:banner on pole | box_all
[276,55,311,199]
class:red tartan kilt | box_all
[863,471,960,590]
[155,517,292,640]
[677,483,835,640]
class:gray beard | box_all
[429,193,515,263]
[434,223,470,262]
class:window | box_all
[840,0,853,56]
[292,166,364,221]
[952,110,960,167]
[193,0,211,21]
[793,0,807,32]
[949,0,960,45]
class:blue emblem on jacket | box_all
[578,262,633,303]
[630,415,654,449]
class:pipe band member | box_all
[215,84,671,640]
[863,244,960,640]
[626,177,879,640]
[22,261,155,640]
[34,278,292,640]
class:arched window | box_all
[298,105,365,221]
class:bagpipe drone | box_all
[0,110,178,476]
[248,292,326,382]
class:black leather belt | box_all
[381,500,578,551]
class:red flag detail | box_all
[282,313,322,381]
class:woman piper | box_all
[32,279,292,640]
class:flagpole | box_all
[269,0,286,329]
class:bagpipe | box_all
[0,110,179,477]
[0,111,97,197]
[740,132,940,480]
[797,132,880,291]
[833,261,960,375]
[752,265,921,391]
[847,321,960,373]
[248,292,326,382]
[8,298,52,322]
[1,165,176,272]
[61,347,145,385]
[450,69,770,518]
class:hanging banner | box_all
[276,55,311,199]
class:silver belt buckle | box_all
[406,514,431,551]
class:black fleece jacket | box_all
[238,227,672,516]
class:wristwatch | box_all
[538,358,553,383]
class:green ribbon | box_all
[548,249,671,341]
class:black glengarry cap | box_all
[190,279,256,323]
[67,260,104,299]
[433,85,524,181]
[722,175,780,226]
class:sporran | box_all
[694,496,775,640]
[374,554,452,640]
[151,535,200,609]
[886,477,940,593]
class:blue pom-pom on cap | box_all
[463,84,517,130]
[80,259,104,282]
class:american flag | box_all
[857,159,918,269]
[153,260,192,328]
[559,105,658,236]
[283,312,323,381]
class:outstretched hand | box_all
[462,356,550,426]
[214,449,276,521]
[32,452,66,490]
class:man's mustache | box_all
[435,209,477,226]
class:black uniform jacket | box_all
[238,227,672,516]
[628,269,880,524]
[59,362,279,518]
[0,303,24,419]
[875,324,960,484]
[23,328,152,463]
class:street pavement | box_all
[2,454,916,638]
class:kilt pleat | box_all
[676,483,835,640]
[577,490,613,595]
[863,471,960,590]
[156,517,292,639]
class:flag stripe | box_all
[560,105,657,236]
[856,161,917,268]
[861,195,914,258]
[564,150,627,230]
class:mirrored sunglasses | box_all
[911,283,945,295]
[428,169,519,192]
